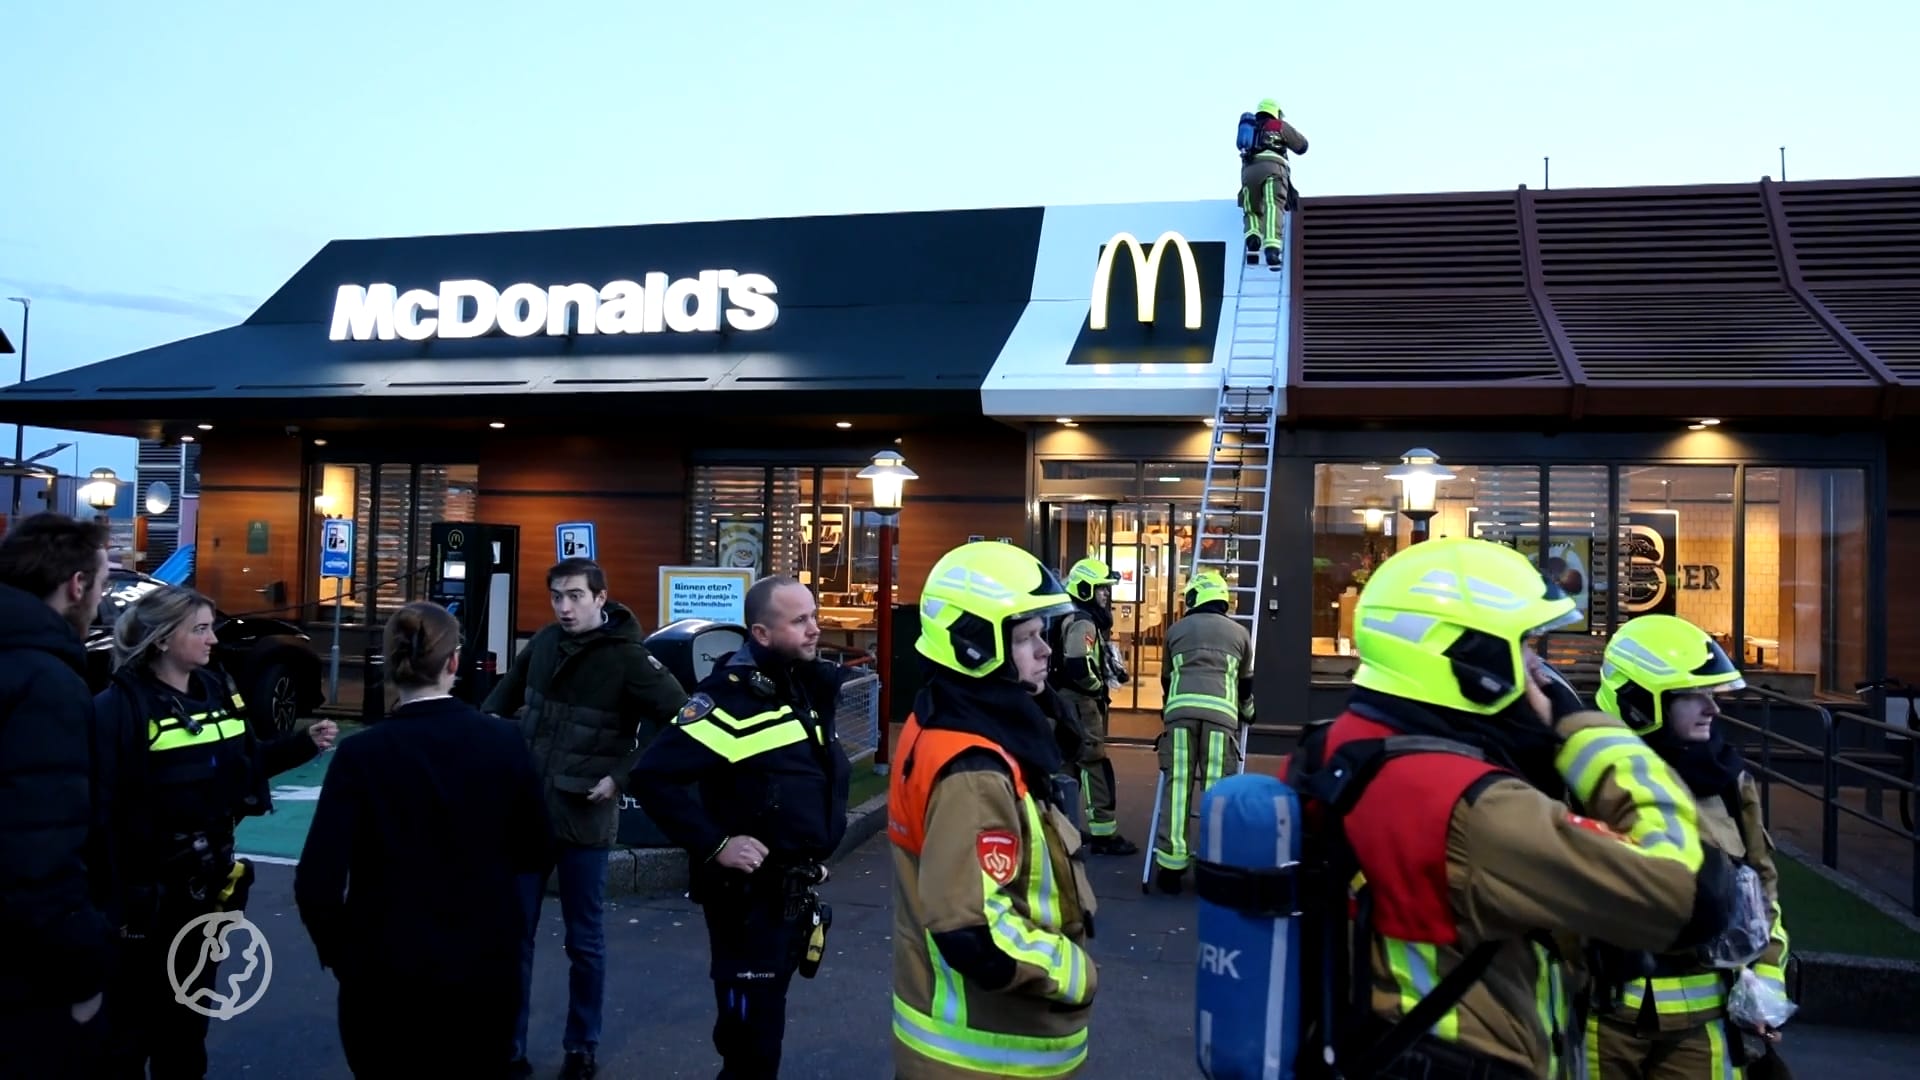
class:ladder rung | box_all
[1195,558,1264,567]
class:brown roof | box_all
[1287,176,1919,421]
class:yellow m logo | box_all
[1089,231,1203,332]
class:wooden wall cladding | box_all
[478,436,684,636]
[195,437,305,618]
[894,425,1028,599]
[1889,441,1920,682]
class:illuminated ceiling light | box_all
[196,423,214,431]
[180,435,196,443]
[835,421,852,429]
[313,438,328,446]
[1688,423,1707,431]
[1202,417,1215,428]
[1698,418,1721,426]
[488,421,506,429]
[1062,421,1080,429]
[1056,417,1073,424]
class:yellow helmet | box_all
[1351,537,1581,716]
[1185,569,1231,610]
[917,541,1074,678]
[1063,557,1120,603]
[1257,98,1282,117]
[1596,615,1745,734]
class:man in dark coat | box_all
[0,513,114,1077]
[482,558,689,1080]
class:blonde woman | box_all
[91,584,337,1080]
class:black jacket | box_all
[632,642,852,889]
[0,582,114,1011]
[295,696,553,985]
[91,665,320,928]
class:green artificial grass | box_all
[1773,853,1920,961]
[846,760,888,809]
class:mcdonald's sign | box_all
[1090,231,1203,331]
[1069,231,1223,367]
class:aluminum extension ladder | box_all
[1141,210,1292,892]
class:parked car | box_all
[84,569,327,739]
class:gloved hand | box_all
[1525,653,1588,723]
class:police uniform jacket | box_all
[92,664,319,928]
[631,641,852,892]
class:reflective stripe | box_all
[681,707,810,762]
[893,995,1088,1077]
[1583,1011,1602,1079]
[925,931,967,1027]
[1204,728,1226,793]
[1630,973,1726,1016]
[1157,727,1193,870]
[1532,941,1570,1079]
[984,884,1083,1003]
[1705,1019,1739,1080]
[1167,653,1240,720]
[148,713,249,752]
[1384,937,1459,1041]
[1557,728,1702,869]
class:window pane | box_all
[1617,466,1736,662]
[687,467,769,574]
[1745,467,1868,694]
[310,463,372,623]
[373,464,414,616]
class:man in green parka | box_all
[483,557,689,1079]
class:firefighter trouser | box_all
[1587,1013,1746,1080]
[1064,691,1118,836]
[1153,718,1242,872]
[1239,157,1293,254]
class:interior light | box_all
[180,435,196,443]
[1056,417,1074,424]
[196,423,214,431]
[1698,418,1721,426]
[835,421,852,429]
[489,421,506,429]
[313,438,328,447]
[1688,423,1707,431]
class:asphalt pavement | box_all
[203,745,1920,1078]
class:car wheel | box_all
[251,662,298,740]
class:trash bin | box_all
[643,619,748,694]
[361,649,386,724]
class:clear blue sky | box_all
[4,0,1914,483]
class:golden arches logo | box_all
[1089,231,1203,332]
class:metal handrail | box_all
[1719,684,1920,912]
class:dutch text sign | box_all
[657,566,755,628]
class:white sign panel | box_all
[328,271,779,342]
[657,566,756,628]
[556,521,597,561]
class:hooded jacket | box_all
[482,601,689,848]
[888,672,1100,1078]
[0,581,114,1011]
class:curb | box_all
[603,791,892,900]
[1771,838,1920,1033]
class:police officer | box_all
[889,541,1099,1079]
[1050,558,1137,856]
[1587,615,1792,1078]
[1148,569,1254,894]
[1283,538,1738,1079]
[631,574,851,1080]
[93,585,337,1079]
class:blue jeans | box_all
[514,843,609,1058]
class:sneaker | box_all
[560,1051,597,1079]
[1155,867,1185,895]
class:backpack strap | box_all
[1346,940,1503,1077]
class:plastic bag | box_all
[1698,863,1771,969]
[1728,967,1797,1030]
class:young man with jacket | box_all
[0,513,114,1078]
[482,557,689,1080]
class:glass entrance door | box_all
[1042,500,1198,736]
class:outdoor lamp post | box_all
[1386,448,1454,546]
[857,448,917,772]
[80,467,120,521]
[7,297,29,520]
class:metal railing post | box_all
[1822,707,1840,869]
[1759,698,1774,828]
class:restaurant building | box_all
[6,175,1915,736]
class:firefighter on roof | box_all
[1237,98,1308,268]
[889,541,1101,1079]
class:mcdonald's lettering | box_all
[1089,231,1203,332]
